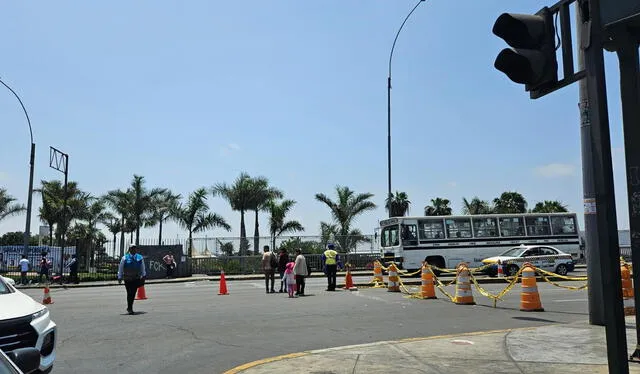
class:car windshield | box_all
[0,351,21,374]
[499,246,529,257]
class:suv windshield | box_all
[500,246,529,257]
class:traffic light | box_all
[492,7,558,95]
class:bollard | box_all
[420,262,437,299]
[454,263,475,305]
[387,263,400,292]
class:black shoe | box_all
[126,308,133,314]
[270,289,276,293]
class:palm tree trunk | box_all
[253,210,259,255]
[240,210,247,256]
[48,225,53,246]
[188,231,193,257]
[136,225,140,246]
[158,220,163,246]
[119,216,125,257]
[112,233,117,254]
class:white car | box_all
[2,276,16,286]
[0,277,56,373]
[481,244,576,277]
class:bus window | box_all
[472,217,499,238]
[499,217,525,237]
[525,216,551,236]
[402,224,418,245]
[550,215,577,235]
[381,225,399,247]
[445,218,472,238]
[418,219,445,240]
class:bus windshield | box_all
[500,246,528,257]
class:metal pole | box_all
[576,0,605,325]
[614,29,640,361]
[60,158,69,277]
[582,0,629,371]
[387,0,425,216]
[0,79,35,257]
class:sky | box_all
[0,0,632,244]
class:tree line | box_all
[385,191,569,217]
[0,174,378,256]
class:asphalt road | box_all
[22,276,589,374]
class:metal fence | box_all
[0,235,380,283]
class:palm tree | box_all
[320,221,340,248]
[36,180,88,246]
[128,175,168,245]
[248,177,283,255]
[461,197,493,215]
[531,200,568,213]
[212,173,254,255]
[386,191,410,217]
[77,196,110,267]
[0,188,25,223]
[267,199,304,250]
[424,198,452,216]
[173,188,231,257]
[104,189,134,256]
[493,191,528,214]
[146,190,181,245]
[315,186,377,252]
[103,214,122,254]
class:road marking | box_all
[552,298,587,302]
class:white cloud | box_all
[534,163,576,178]
[219,143,241,156]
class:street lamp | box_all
[387,0,426,216]
[0,78,35,256]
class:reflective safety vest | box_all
[324,249,337,265]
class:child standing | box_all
[283,262,296,298]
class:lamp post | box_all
[0,78,35,257]
[387,0,426,217]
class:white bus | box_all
[378,213,582,273]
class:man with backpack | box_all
[261,245,277,294]
[117,245,147,314]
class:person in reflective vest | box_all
[117,245,147,315]
[322,244,342,291]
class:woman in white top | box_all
[292,248,308,296]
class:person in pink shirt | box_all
[283,262,296,298]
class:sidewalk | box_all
[224,318,640,374]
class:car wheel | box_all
[555,264,569,276]
[507,264,519,277]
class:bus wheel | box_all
[507,264,519,277]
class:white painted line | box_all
[552,298,587,302]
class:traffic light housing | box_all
[493,7,558,96]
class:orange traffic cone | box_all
[420,262,437,299]
[135,285,148,300]
[454,263,475,305]
[520,263,544,312]
[343,266,357,291]
[218,270,229,295]
[496,260,504,278]
[387,263,400,292]
[42,286,54,305]
[621,261,635,316]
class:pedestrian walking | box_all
[277,248,288,293]
[261,245,277,293]
[293,248,308,296]
[65,254,79,284]
[162,251,176,279]
[117,245,147,315]
[322,244,342,291]
[283,261,296,298]
[18,255,29,285]
[38,254,51,284]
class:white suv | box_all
[0,277,56,373]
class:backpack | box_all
[123,253,143,281]
[269,252,278,269]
